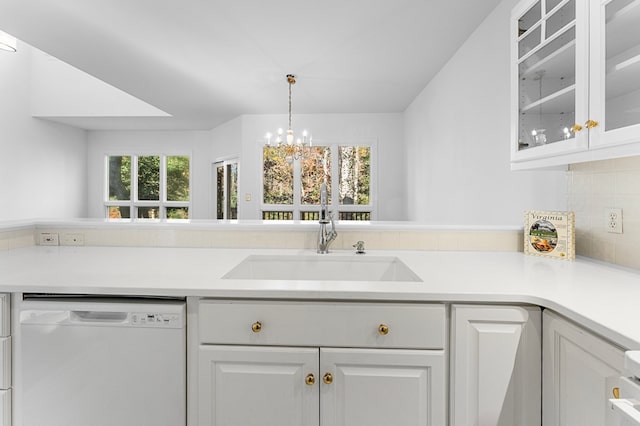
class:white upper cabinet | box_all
[511,0,589,164]
[589,0,640,148]
[511,0,640,169]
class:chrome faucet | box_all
[317,183,337,254]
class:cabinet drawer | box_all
[199,300,445,349]
[0,294,9,337]
[0,338,9,390]
[0,389,9,426]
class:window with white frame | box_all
[106,154,191,220]
[262,144,373,220]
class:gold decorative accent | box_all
[570,124,583,133]
[323,372,333,385]
[613,387,620,399]
[305,373,316,386]
[251,321,262,333]
[585,119,599,129]
[378,324,389,335]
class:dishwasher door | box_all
[18,298,186,426]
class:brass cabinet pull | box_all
[613,387,620,399]
[323,372,333,385]
[378,324,389,335]
[305,373,316,386]
[251,321,262,333]
[570,124,583,133]
[585,119,599,129]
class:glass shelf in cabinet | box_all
[606,0,640,59]
[519,24,576,67]
[520,39,576,79]
[606,49,640,100]
[521,85,576,114]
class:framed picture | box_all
[524,210,575,260]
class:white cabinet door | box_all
[320,347,446,426]
[198,345,319,426]
[543,310,625,426]
[511,0,590,164]
[589,0,640,149]
[450,304,541,426]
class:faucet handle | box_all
[353,240,365,254]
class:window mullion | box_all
[223,163,230,220]
[132,155,139,219]
[160,154,167,219]
[330,144,339,215]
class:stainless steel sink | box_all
[222,255,422,282]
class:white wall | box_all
[30,49,169,118]
[0,43,87,221]
[86,130,213,218]
[211,117,242,161]
[236,113,406,221]
[404,0,567,226]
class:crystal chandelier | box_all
[265,74,312,163]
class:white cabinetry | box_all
[543,310,625,426]
[192,299,446,426]
[199,345,319,426]
[320,348,445,426]
[0,294,10,426]
[511,0,640,169]
[450,304,541,426]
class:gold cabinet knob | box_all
[613,387,620,399]
[251,321,262,333]
[323,372,333,385]
[378,324,389,335]
[570,124,583,133]
[585,119,599,129]
[305,373,316,386]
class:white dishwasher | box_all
[16,296,186,426]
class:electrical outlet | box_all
[605,208,623,234]
[39,233,59,246]
[62,233,84,246]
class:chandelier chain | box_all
[288,79,292,131]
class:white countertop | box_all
[1,246,639,350]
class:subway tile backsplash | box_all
[568,156,640,269]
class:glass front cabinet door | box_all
[589,0,640,149]
[511,0,590,164]
[512,0,640,167]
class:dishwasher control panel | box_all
[131,312,182,328]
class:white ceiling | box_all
[0,0,502,130]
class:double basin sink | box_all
[223,255,422,282]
